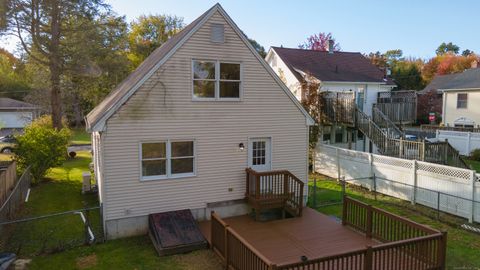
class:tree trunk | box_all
[49,0,62,129]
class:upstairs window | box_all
[193,60,241,100]
[457,93,468,109]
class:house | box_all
[440,67,480,127]
[418,73,457,123]
[265,45,399,151]
[85,3,313,239]
[0,98,39,134]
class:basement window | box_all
[141,140,196,180]
[193,60,241,100]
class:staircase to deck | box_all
[321,91,469,169]
[245,168,304,221]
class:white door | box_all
[248,138,271,172]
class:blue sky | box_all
[3,0,480,59]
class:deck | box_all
[199,207,376,266]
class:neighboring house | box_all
[86,4,314,239]
[0,98,39,132]
[266,46,396,151]
[440,68,480,127]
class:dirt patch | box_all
[75,254,97,269]
[172,250,223,270]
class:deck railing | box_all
[210,197,447,270]
[320,91,356,126]
[421,124,480,133]
[372,105,404,139]
[211,212,274,270]
[245,168,304,218]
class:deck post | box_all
[245,169,249,198]
[342,195,347,226]
[438,231,448,270]
[224,227,230,270]
[364,245,373,270]
[210,211,215,250]
[366,205,373,238]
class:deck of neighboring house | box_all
[199,207,376,266]
[199,168,447,270]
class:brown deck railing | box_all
[245,168,304,219]
[211,212,274,270]
[210,197,447,270]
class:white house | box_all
[266,45,395,151]
[86,4,313,239]
[440,68,480,128]
[0,98,39,131]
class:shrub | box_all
[15,115,71,183]
[470,149,480,161]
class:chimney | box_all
[328,39,334,54]
[471,60,478,69]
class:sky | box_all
[2,0,480,59]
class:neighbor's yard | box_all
[465,159,480,173]
[70,128,91,145]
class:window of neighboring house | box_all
[141,140,195,180]
[193,60,241,100]
[457,93,468,109]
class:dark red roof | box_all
[272,47,392,84]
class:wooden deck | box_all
[199,207,376,266]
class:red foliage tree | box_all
[417,90,442,124]
[299,32,341,51]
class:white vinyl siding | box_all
[100,11,308,221]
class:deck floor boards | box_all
[199,207,377,266]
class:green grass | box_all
[4,150,221,269]
[309,176,480,269]
[465,159,480,173]
[0,153,12,162]
[70,128,91,145]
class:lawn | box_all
[3,150,222,269]
[465,159,480,173]
[309,176,480,269]
[70,127,91,145]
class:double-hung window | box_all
[457,93,468,109]
[193,60,241,100]
[141,140,195,180]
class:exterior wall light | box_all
[239,143,245,151]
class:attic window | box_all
[211,24,224,43]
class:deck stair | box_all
[321,91,469,169]
[245,168,304,221]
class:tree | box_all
[247,37,266,58]
[436,42,460,55]
[390,60,424,90]
[127,14,184,68]
[417,90,442,124]
[462,49,474,56]
[1,0,112,129]
[422,54,479,83]
[14,115,71,183]
[0,48,31,99]
[299,32,340,51]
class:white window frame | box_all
[192,59,242,101]
[140,140,196,181]
[456,93,468,109]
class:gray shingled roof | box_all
[421,73,458,94]
[85,5,214,130]
[272,47,394,84]
[438,68,480,91]
[0,98,37,109]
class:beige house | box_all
[441,68,480,127]
[86,4,313,239]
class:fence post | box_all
[84,208,90,245]
[369,153,374,191]
[336,148,341,181]
[313,178,317,208]
[341,177,346,199]
[411,160,417,205]
[364,245,373,270]
[373,174,377,201]
[399,138,404,158]
[470,170,475,223]
[467,132,472,155]
[421,139,426,161]
[437,192,441,220]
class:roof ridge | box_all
[271,46,362,54]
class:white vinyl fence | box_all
[436,130,480,156]
[314,144,480,223]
